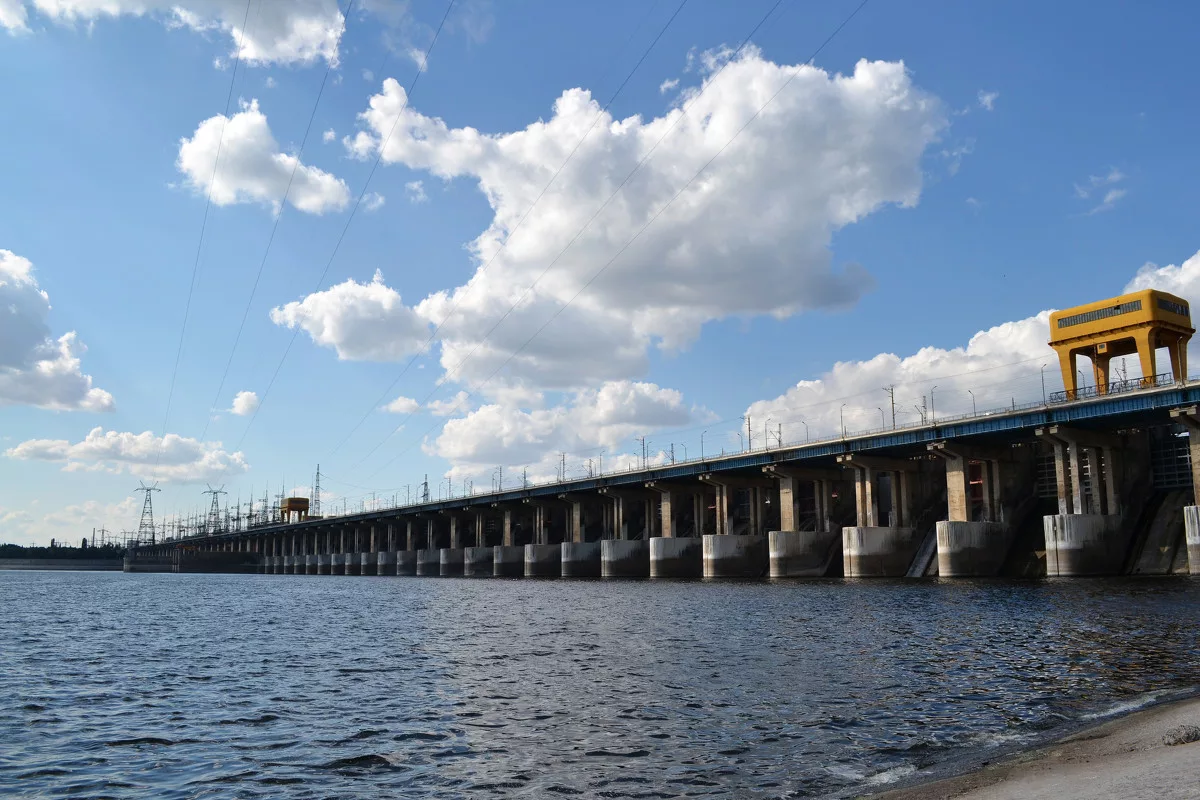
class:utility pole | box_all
[203,484,227,534]
[670,443,675,464]
[421,474,430,502]
[883,385,896,429]
[312,464,322,517]
[637,436,647,468]
[522,467,528,489]
[742,415,752,451]
[133,481,160,545]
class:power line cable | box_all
[154,0,254,478]
[345,0,790,472]
[228,0,456,455]
[197,0,357,446]
[323,0,691,459]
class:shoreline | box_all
[863,693,1200,799]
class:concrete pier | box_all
[493,545,524,577]
[561,541,601,577]
[306,555,318,574]
[377,551,395,575]
[525,544,561,577]
[936,521,1012,577]
[318,554,331,575]
[346,553,362,576]
[416,548,440,576]
[361,552,376,576]
[768,530,840,578]
[440,548,465,577]
[842,527,919,577]
[331,553,344,574]
[702,534,767,578]
[1043,514,1127,576]
[396,551,417,576]
[650,537,702,578]
[602,539,649,578]
[464,546,494,577]
[1185,506,1200,576]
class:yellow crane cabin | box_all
[1048,288,1193,399]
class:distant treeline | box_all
[0,543,126,559]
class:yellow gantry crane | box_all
[1049,288,1194,398]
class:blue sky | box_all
[2,0,1199,544]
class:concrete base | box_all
[561,541,601,578]
[361,553,376,576]
[494,545,524,577]
[1043,514,1128,576]
[416,548,440,576]
[294,557,306,575]
[464,546,494,577]
[396,551,417,576]
[602,539,650,578]
[331,553,345,574]
[317,554,331,575]
[346,553,362,576]
[377,551,395,575]
[936,521,1012,577]
[703,534,767,578]
[282,556,293,574]
[440,548,465,576]
[306,555,318,575]
[650,537,702,578]
[1186,506,1200,576]
[768,530,841,578]
[525,544,561,577]
[842,527,919,577]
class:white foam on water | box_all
[865,764,917,785]
[1081,690,1173,721]
[824,764,865,781]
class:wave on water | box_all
[865,764,919,785]
[1080,688,1185,721]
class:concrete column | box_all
[571,502,583,543]
[406,520,415,551]
[449,515,462,549]
[944,454,969,522]
[1067,441,1085,515]
[474,512,486,547]
[777,477,798,531]
[503,510,513,546]
[658,488,677,538]
[1052,436,1072,515]
[1102,446,1120,515]
[1184,506,1200,575]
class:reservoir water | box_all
[2,572,1198,798]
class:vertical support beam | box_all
[475,512,486,547]
[387,523,395,552]
[657,490,675,538]
[615,497,628,540]
[1102,446,1120,515]
[425,519,435,549]
[1052,438,1071,515]
[693,493,705,537]
[571,502,583,543]
[503,509,513,546]
[405,520,415,551]
[1068,442,1085,515]
[449,516,461,549]
[888,471,902,527]
[778,476,797,531]
[945,454,969,522]
[1085,446,1102,515]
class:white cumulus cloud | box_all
[0,249,114,412]
[177,99,350,215]
[230,390,259,415]
[269,269,430,361]
[429,380,695,480]
[383,395,419,414]
[5,0,347,64]
[404,180,427,203]
[330,52,945,396]
[6,427,248,483]
[745,248,1200,438]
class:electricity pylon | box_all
[134,481,160,545]
[203,484,227,535]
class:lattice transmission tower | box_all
[134,481,160,545]
[312,464,322,517]
[203,484,227,534]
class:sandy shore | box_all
[866,695,1200,800]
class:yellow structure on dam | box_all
[1049,288,1194,398]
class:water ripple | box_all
[0,572,1198,798]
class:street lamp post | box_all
[701,431,707,460]
[765,418,772,450]
[968,389,976,416]
[800,420,809,441]
[930,386,938,424]
[1041,363,1048,404]
[877,407,885,427]
[840,403,847,438]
